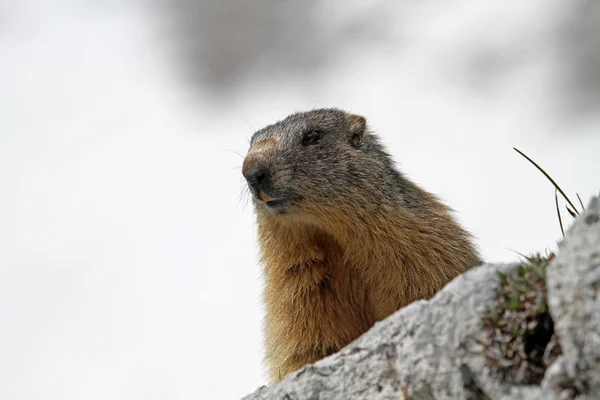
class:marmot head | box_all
[242,108,395,216]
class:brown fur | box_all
[242,109,481,382]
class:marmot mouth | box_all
[254,191,300,212]
[256,194,294,212]
[264,199,288,208]
[259,192,273,202]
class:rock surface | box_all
[242,196,600,400]
[544,196,600,399]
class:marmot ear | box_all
[348,114,366,147]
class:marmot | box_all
[241,108,481,382]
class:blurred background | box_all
[1,0,599,399]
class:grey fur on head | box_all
[242,108,423,215]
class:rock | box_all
[242,196,600,400]
[545,196,600,397]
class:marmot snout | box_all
[242,108,481,382]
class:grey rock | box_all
[242,196,600,400]
[546,196,600,397]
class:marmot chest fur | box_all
[241,108,481,382]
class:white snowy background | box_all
[1,1,599,399]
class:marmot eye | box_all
[302,129,322,146]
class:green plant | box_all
[480,253,559,384]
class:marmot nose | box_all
[243,165,271,193]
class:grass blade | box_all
[555,189,565,238]
[577,193,585,211]
[513,147,579,215]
